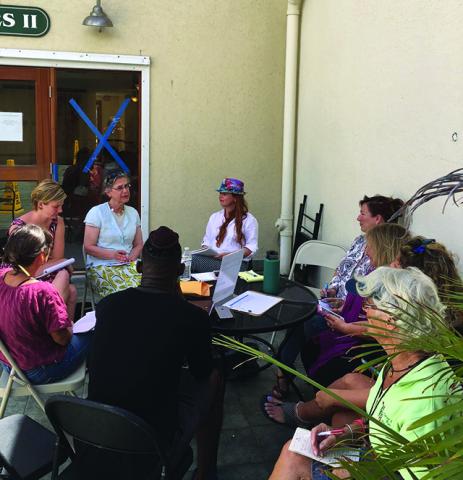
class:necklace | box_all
[109,202,124,216]
[388,357,425,377]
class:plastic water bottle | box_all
[180,247,192,281]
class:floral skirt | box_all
[87,262,141,298]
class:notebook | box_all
[289,427,360,467]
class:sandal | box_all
[271,373,290,400]
[260,395,312,428]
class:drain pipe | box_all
[275,0,302,274]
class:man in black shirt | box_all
[88,226,223,480]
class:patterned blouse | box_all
[10,217,58,240]
[328,235,372,299]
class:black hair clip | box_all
[412,238,435,254]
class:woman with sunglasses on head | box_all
[271,195,404,401]
[7,179,77,322]
[84,170,143,298]
[192,177,258,273]
[264,224,410,426]
[303,237,463,430]
[0,225,91,384]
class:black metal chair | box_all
[45,395,192,480]
[291,195,324,263]
[0,414,58,479]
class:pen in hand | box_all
[317,428,345,437]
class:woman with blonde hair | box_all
[8,179,77,322]
[264,224,410,425]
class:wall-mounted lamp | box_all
[83,0,113,31]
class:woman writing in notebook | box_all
[192,178,259,273]
[8,179,77,322]
[269,267,458,480]
[0,225,91,384]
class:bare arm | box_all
[315,387,371,410]
[50,217,65,260]
[128,226,143,262]
[50,328,72,346]
[84,224,127,262]
[325,314,368,336]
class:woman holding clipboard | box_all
[192,178,259,273]
[0,225,91,384]
[8,179,77,322]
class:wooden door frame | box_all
[0,66,53,181]
[0,49,150,240]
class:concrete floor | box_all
[1,332,313,480]
[1,238,314,479]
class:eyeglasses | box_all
[112,182,131,191]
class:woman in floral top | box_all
[326,195,404,299]
[271,194,404,400]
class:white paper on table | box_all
[289,428,360,467]
[73,311,96,333]
[191,272,217,282]
[0,112,23,141]
[223,290,283,316]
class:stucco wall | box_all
[295,0,463,266]
[0,0,286,255]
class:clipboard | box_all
[223,291,283,316]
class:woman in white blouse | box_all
[193,178,258,272]
[83,170,143,298]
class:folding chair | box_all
[45,395,193,480]
[0,414,58,479]
[291,195,324,263]
[289,240,347,295]
[0,338,86,418]
[80,245,96,318]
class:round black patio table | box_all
[209,276,318,335]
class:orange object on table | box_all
[180,281,211,297]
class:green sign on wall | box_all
[0,5,50,37]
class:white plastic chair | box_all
[288,239,347,289]
[0,337,86,418]
[80,244,96,318]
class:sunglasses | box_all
[112,182,131,192]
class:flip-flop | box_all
[260,395,312,428]
[271,374,290,400]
